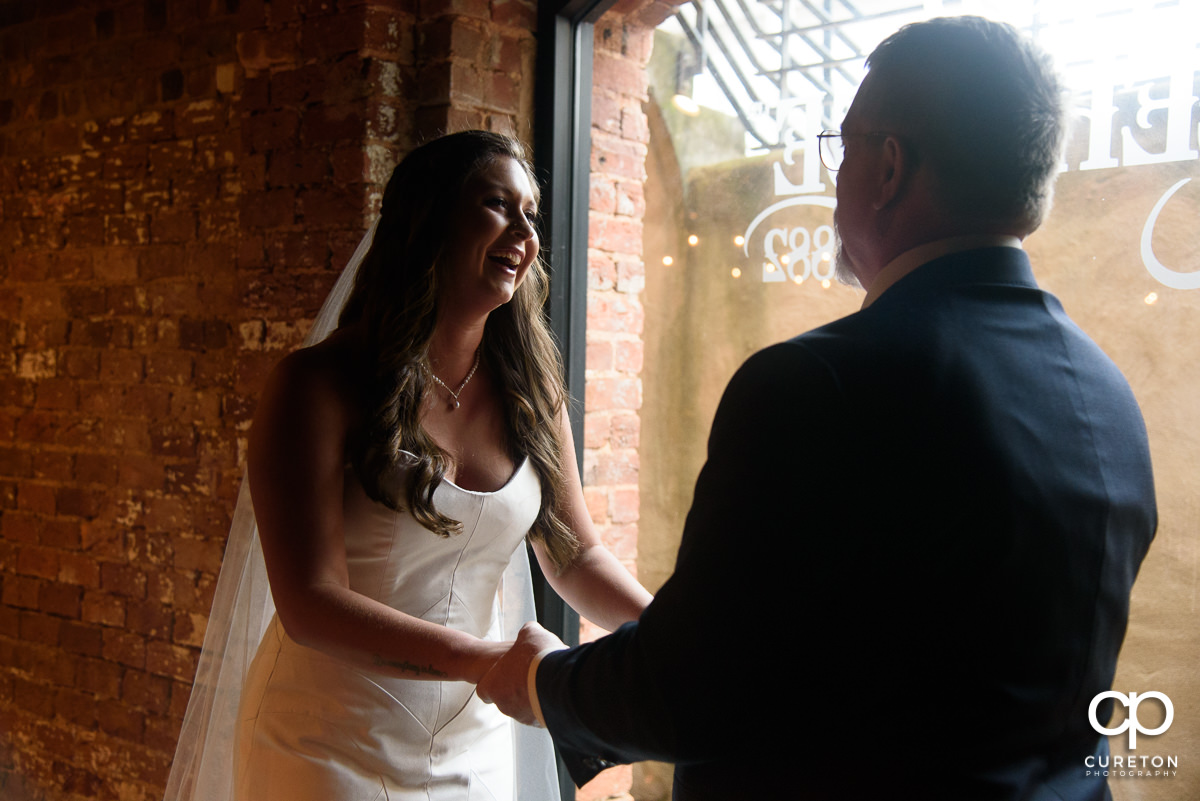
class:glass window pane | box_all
[587,2,1197,795]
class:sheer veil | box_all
[162,220,559,800]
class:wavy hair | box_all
[337,131,579,571]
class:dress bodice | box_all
[235,452,546,801]
[342,455,541,639]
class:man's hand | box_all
[477,622,565,726]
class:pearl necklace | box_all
[429,348,480,410]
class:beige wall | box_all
[1033,161,1199,799]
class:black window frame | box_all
[530,0,618,796]
[530,0,617,643]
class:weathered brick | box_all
[60,620,104,657]
[38,582,82,619]
[176,99,228,138]
[586,290,644,335]
[125,599,173,640]
[102,628,146,669]
[240,188,296,229]
[101,563,146,600]
[18,610,61,646]
[17,544,60,580]
[267,148,330,187]
[615,339,644,373]
[104,213,150,245]
[13,676,55,718]
[148,140,195,175]
[144,351,195,386]
[122,669,171,715]
[586,340,614,373]
[243,108,300,154]
[588,212,643,254]
[609,487,640,524]
[298,7,367,60]
[492,0,535,29]
[129,109,174,143]
[39,520,81,551]
[590,134,648,182]
[92,249,140,284]
[82,589,126,627]
[420,0,490,21]
[31,447,72,480]
[97,697,145,741]
[57,549,101,587]
[593,50,648,101]
[54,687,98,727]
[150,209,197,243]
[146,640,197,682]
[301,102,367,146]
[583,448,640,486]
[610,411,641,450]
[77,656,124,698]
[74,452,115,485]
[55,485,103,518]
[592,91,622,136]
[588,249,617,289]
[2,574,41,609]
[171,535,223,575]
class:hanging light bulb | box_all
[671,0,707,116]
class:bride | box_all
[164,130,652,801]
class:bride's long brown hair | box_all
[337,131,579,571]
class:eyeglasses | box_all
[816,130,895,172]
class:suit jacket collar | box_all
[862,235,1025,308]
[864,242,1038,312]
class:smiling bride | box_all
[164,131,652,801]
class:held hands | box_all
[477,622,566,726]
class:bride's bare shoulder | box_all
[259,326,366,425]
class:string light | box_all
[731,267,742,278]
[733,235,744,246]
[1145,292,1159,305]
[672,93,700,116]
[688,234,699,246]
[821,279,832,289]
[662,255,674,266]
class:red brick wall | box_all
[578,4,681,799]
[583,0,682,602]
[581,11,650,612]
[0,1,536,799]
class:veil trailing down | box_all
[162,220,559,801]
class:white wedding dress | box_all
[234,455,542,801]
[163,222,557,801]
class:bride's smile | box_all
[438,156,539,318]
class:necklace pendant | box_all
[430,346,480,414]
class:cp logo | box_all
[1089,691,1173,749]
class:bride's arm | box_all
[531,407,654,632]
[248,345,506,683]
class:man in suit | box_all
[479,16,1156,800]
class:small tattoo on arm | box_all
[373,655,449,678]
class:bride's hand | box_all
[477,622,565,726]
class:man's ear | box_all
[872,135,910,210]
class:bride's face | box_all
[437,156,540,317]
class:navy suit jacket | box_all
[537,248,1156,800]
